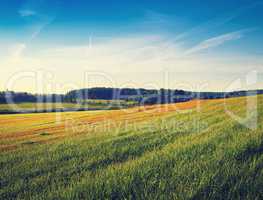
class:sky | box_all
[0,0,263,93]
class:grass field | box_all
[0,100,136,114]
[0,96,263,199]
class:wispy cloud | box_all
[184,29,252,55]
[8,43,27,62]
[8,1,55,64]
[19,9,36,17]
[2,34,263,92]
[174,1,261,42]
[18,0,56,41]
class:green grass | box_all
[0,96,263,199]
[0,100,136,113]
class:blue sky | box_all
[0,0,263,92]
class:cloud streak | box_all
[7,43,27,62]
[1,33,263,93]
[174,1,261,43]
[184,29,252,55]
[19,9,36,17]
[18,0,56,41]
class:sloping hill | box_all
[0,96,263,199]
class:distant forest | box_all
[0,88,262,105]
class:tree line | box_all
[1,88,262,105]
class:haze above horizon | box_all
[1,0,263,93]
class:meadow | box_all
[0,96,263,199]
[0,99,136,114]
